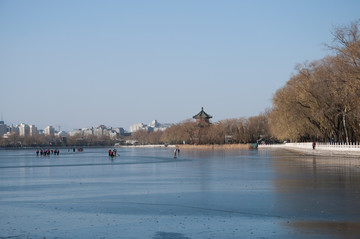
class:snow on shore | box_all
[259,142,360,156]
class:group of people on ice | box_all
[36,149,60,156]
[108,148,118,157]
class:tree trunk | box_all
[343,107,350,144]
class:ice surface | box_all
[1,148,360,238]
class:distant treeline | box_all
[132,115,271,145]
[0,134,117,148]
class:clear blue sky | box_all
[1,0,359,131]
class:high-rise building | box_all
[82,127,94,136]
[129,123,145,133]
[44,126,55,135]
[94,125,106,136]
[9,125,20,134]
[113,127,125,135]
[68,129,81,136]
[29,125,38,136]
[130,120,172,133]
[19,123,30,136]
[150,120,160,128]
[0,121,6,136]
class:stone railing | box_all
[259,142,360,155]
[316,142,360,148]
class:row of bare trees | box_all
[0,133,117,147]
[269,20,360,143]
[0,134,65,147]
[132,114,271,145]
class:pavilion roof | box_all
[193,107,213,119]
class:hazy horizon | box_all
[1,0,359,131]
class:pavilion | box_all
[192,107,212,144]
[193,107,212,126]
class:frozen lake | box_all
[1,147,360,239]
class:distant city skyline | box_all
[1,1,359,131]
[0,118,171,136]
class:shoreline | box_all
[0,145,110,150]
[117,144,253,150]
[178,144,252,150]
[4,143,359,157]
[117,144,175,148]
[259,143,360,157]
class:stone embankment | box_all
[259,142,360,156]
[117,144,175,148]
[179,144,252,150]
[118,144,252,150]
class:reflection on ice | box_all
[287,221,360,238]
